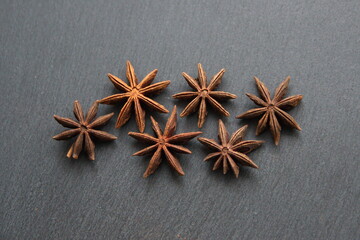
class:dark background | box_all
[1,0,359,239]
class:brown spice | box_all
[53,100,117,160]
[236,76,303,145]
[173,63,237,128]
[128,106,202,178]
[99,60,170,132]
[198,120,263,178]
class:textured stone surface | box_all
[1,0,359,239]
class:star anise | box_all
[173,63,237,128]
[99,60,170,132]
[198,120,263,178]
[53,100,117,160]
[236,76,303,145]
[128,106,202,178]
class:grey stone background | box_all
[1,0,359,239]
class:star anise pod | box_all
[173,63,237,128]
[99,60,170,132]
[236,76,303,145]
[198,120,263,178]
[53,100,117,160]
[128,106,202,178]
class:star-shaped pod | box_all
[236,76,303,145]
[128,106,202,178]
[198,120,263,178]
[99,61,170,132]
[173,63,237,128]
[53,100,117,160]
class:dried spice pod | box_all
[198,120,263,178]
[99,60,170,132]
[53,100,117,160]
[173,63,237,128]
[236,76,303,145]
[129,106,202,178]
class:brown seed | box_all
[53,100,117,160]
[236,76,303,145]
[128,106,202,178]
[198,120,263,178]
[173,63,237,128]
[99,61,170,132]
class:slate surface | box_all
[1,0,359,239]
